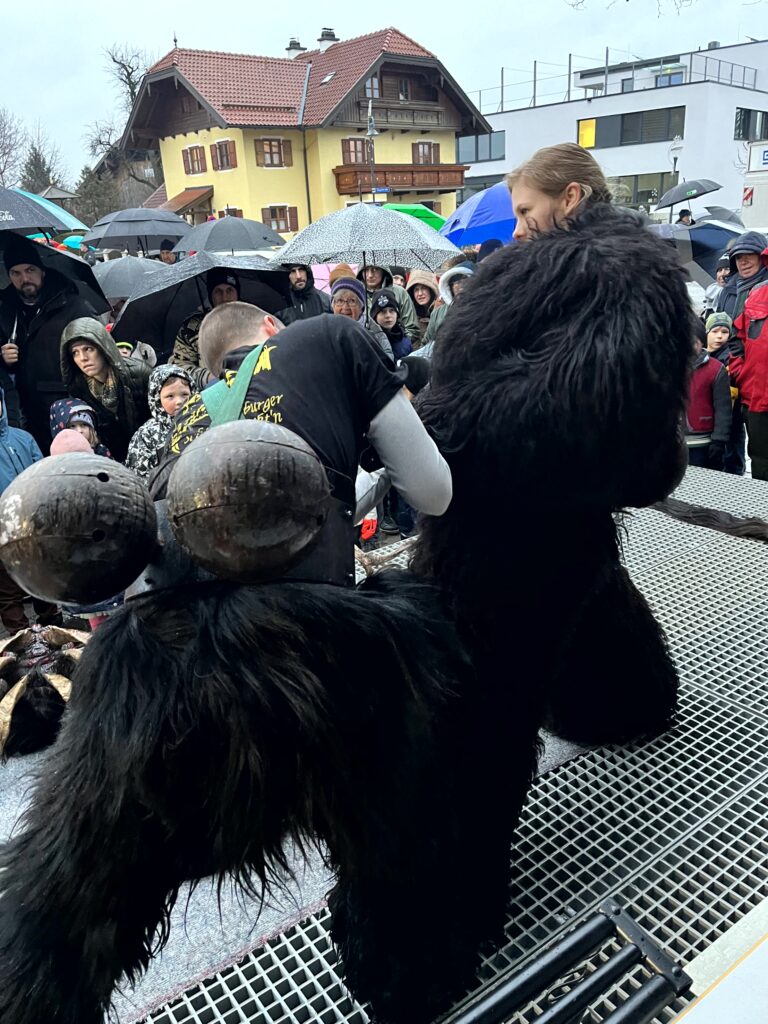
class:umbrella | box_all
[440,182,516,247]
[82,208,188,255]
[112,251,291,358]
[655,179,721,212]
[0,187,72,234]
[382,203,446,231]
[13,189,88,232]
[696,205,745,227]
[93,255,166,299]
[0,239,109,314]
[269,202,460,272]
[646,220,741,284]
[174,217,285,256]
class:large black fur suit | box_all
[0,207,694,1024]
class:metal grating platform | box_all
[139,468,768,1024]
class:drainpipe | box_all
[298,62,313,224]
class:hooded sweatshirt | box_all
[125,364,196,480]
[279,265,331,325]
[406,269,439,342]
[717,231,768,319]
[356,265,421,342]
[414,263,476,360]
[0,386,42,494]
[60,317,151,462]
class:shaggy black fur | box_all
[656,496,768,541]
[0,206,695,1024]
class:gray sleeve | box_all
[711,365,732,444]
[354,468,391,523]
[367,390,452,515]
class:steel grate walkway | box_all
[139,468,768,1024]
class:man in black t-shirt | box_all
[150,303,451,520]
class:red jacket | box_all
[732,282,768,412]
[686,354,731,441]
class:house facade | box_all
[127,28,488,236]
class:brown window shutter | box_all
[182,148,191,174]
[227,140,237,168]
[288,207,299,232]
[261,207,271,225]
[282,139,293,167]
[210,143,220,171]
[255,140,265,167]
[198,146,207,172]
[342,139,351,164]
[433,143,440,164]
[411,142,419,164]
[235,209,244,218]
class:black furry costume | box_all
[0,206,694,1024]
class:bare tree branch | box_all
[104,44,153,114]
[0,107,28,188]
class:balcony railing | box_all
[333,163,468,196]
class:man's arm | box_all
[366,390,451,516]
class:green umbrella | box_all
[383,203,446,231]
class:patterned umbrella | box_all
[270,202,461,272]
[82,208,188,255]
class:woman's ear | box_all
[563,182,584,216]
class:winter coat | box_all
[356,266,421,343]
[414,264,476,359]
[170,311,210,391]
[406,269,439,342]
[125,365,195,480]
[48,398,113,458]
[0,271,97,452]
[717,233,768,319]
[0,386,42,494]
[60,318,151,462]
[685,350,731,444]
[278,266,331,325]
[379,322,413,360]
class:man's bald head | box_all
[198,302,283,376]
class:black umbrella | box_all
[82,208,188,255]
[647,221,741,284]
[655,179,722,211]
[174,217,285,255]
[0,187,72,234]
[112,252,291,359]
[696,205,745,227]
[93,255,166,299]
[0,239,109,314]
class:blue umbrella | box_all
[440,182,516,246]
[646,220,741,284]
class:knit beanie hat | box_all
[389,265,407,281]
[705,312,733,335]
[477,238,504,262]
[330,277,366,308]
[206,268,241,303]
[371,288,399,316]
[50,429,92,455]
[115,340,135,355]
[68,407,97,430]
[3,235,44,273]
[329,263,356,286]
[159,239,175,252]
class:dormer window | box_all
[321,72,336,85]
[364,76,380,98]
[398,78,411,101]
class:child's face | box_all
[160,377,192,416]
[70,422,96,447]
[375,308,398,331]
[707,326,730,350]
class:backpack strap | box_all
[200,342,266,426]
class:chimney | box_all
[707,40,721,50]
[317,28,339,53]
[286,37,307,56]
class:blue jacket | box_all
[0,386,42,494]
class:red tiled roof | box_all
[142,183,167,208]
[147,28,436,129]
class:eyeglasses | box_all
[332,298,361,309]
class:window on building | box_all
[412,141,440,165]
[341,138,368,164]
[261,205,299,232]
[398,78,411,101]
[455,131,506,163]
[578,107,685,149]
[181,93,198,114]
[255,138,293,168]
[182,145,207,175]
[734,107,768,142]
[607,170,678,208]
[210,140,237,170]
[364,76,380,98]
[218,208,243,218]
[621,78,634,93]
[321,72,335,85]
[656,71,684,88]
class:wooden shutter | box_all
[195,146,207,172]
[288,207,299,232]
[255,140,265,167]
[182,148,191,174]
[342,139,352,164]
[261,207,272,226]
[432,142,440,164]
[411,142,419,164]
[227,140,237,168]
[282,140,293,167]
[210,143,220,171]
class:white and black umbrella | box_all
[270,202,461,272]
[93,255,166,299]
[655,179,721,211]
[82,208,188,255]
[174,217,285,255]
[0,187,72,234]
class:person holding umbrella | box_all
[0,237,100,452]
[278,264,331,325]
[675,209,695,226]
[171,268,243,389]
[159,240,180,266]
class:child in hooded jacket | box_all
[371,289,413,360]
[125,365,195,480]
[49,399,113,458]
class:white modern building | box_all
[461,40,768,217]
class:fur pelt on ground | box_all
[0,206,695,1024]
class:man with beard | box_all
[278,264,331,325]
[0,237,96,452]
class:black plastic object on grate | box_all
[140,468,768,1024]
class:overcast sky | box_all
[6,0,768,184]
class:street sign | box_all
[744,186,754,207]
[371,187,391,194]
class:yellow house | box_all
[126,27,490,237]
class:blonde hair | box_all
[506,143,612,208]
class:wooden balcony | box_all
[333,163,468,196]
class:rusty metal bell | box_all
[0,455,157,604]
[166,420,331,582]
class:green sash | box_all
[200,342,266,426]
